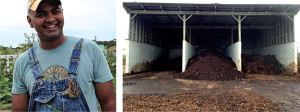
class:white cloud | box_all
[0,0,115,47]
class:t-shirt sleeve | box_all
[89,41,113,83]
[11,52,29,94]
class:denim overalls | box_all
[28,39,90,111]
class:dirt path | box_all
[124,71,300,111]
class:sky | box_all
[0,0,116,47]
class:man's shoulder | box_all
[15,49,30,63]
[72,37,98,47]
[13,49,31,70]
[68,36,95,45]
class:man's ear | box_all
[27,16,34,28]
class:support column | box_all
[231,28,234,44]
[292,16,295,42]
[128,14,132,40]
[135,17,138,41]
[189,28,192,43]
[178,14,193,72]
[238,15,241,42]
[183,15,186,41]
[182,15,187,72]
[139,18,142,42]
[126,13,137,73]
[232,15,246,71]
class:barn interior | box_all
[124,2,300,73]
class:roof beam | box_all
[284,6,290,12]
[167,15,174,23]
[251,16,262,26]
[126,10,297,15]
[178,6,182,12]
[151,15,161,23]
[248,6,253,13]
[149,25,274,29]
[160,5,164,12]
[265,17,278,26]
[141,5,145,10]
[266,6,272,13]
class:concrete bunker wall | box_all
[126,40,166,73]
[251,17,297,72]
[254,42,297,72]
[169,48,182,60]
[126,15,169,73]
[225,42,242,71]
[182,40,196,72]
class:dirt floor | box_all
[123,71,300,111]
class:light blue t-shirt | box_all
[12,36,113,111]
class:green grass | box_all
[113,77,116,90]
[0,103,12,110]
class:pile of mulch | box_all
[123,90,281,111]
[177,50,246,81]
[242,54,285,74]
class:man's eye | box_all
[36,13,45,17]
[53,10,61,15]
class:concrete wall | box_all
[254,42,298,73]
[182,40,196,72]
[169,48,182,60]
[242,49,253,55]
[125,40,166,73]
[258,17,294,48]
[225,42,242,71]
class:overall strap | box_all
[68,38,83,75]
[28,47,43,80]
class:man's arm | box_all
[12,92,29,111]
[94,80,116,111]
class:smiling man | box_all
[11,0,116,111]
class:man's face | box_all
[27,1,64,42]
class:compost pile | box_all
[178,50,246,81]
[123,90,281,111]
[242,54,285,74]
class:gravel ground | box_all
[124,71,300,111]
[124,90,281,111]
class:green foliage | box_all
[107,55,116,77]
[106,46,116,88]
[0,33,36,106]
[0,33,37,55]
[0,45,23,55]
[0,103,12,110]
[95,40,116,48]
[0,59,13,105]
[97,39,116,88]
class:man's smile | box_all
[43,23,59,31]
[46,25,56,28]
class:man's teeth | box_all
[47,25,56,28]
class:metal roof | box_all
[123,2,300,28]
[124,2,300,15]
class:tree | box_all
[0,45,7,55]
[24,33,39,45]
[95,40,116,48]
